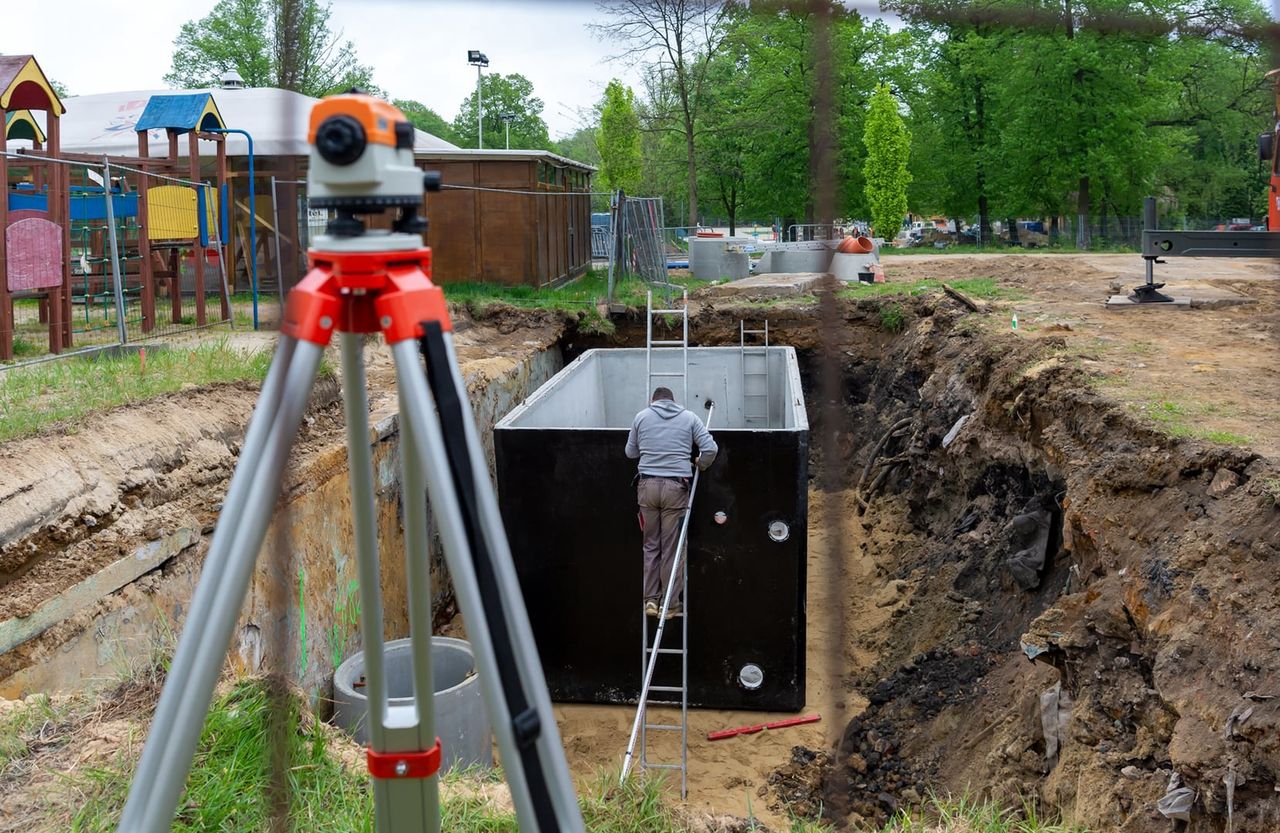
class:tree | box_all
[593,0,733,226]
[165,0,378,97]
[451,72,552,150]
[393,99,458,146]
[598,80,643,195]
[863,84,912,239]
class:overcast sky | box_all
[1,0,648,139]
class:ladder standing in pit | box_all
[620,292,717,798]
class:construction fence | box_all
[1,152,233,369]
[605,192,682,305]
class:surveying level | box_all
[116,93,585,833]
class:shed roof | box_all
[52,86,458,158]
[416,147,596,172]
[0,55,65,115]
[5,110,45,144]
[135,93,226,134]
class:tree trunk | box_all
[978,194,991,247]
[1007,217,1021,246]
[974,80,992,246]
[1076,175,1090,249]
[728,182,737,236]
[685,129,698,227]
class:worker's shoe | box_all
[644,600,660,618]
[664,604,683,620]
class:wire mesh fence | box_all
[607,193,678,304]
[2,151,233,369]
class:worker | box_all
[625,387,718,620]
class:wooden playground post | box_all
[0,124,10,360]
[188,130,206,325]
[49,113,69,350]
[136,131,156,333]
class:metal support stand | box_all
[116,230,584,833]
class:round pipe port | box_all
[768,520,790,542]
[333,636,492,770]
[738,663,764,690]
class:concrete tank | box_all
[494,347,809,712]
[333,636,492,770]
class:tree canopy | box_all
[165,0,379,98]
[598,80,643,195]
[451,72,553,151]
[863,84,912,238]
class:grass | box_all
[1128,398,1252,446]
[880,302,907,333]
[839,277,1025,303]
[442,268,706,312]
[878,794,1087,832]
[0,339,273,443]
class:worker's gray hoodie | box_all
[625,399,718,477]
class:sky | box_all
[0,0,649,139]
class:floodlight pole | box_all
[468,50,489,150]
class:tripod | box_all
[115,228,585,832]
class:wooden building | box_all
[416,149,594,288]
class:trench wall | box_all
[0,343,562,702]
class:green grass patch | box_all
[442,269,707,313]
[881,794,1087,832]
[0,339,272,443]
[880,302,907,333]
[1129,398,1252,446]
[839,277,1024,303]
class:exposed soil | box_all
[559,279,1280,832]
[4,254,1280,832]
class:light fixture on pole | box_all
[467,50,489,149]
[499,112,517,150]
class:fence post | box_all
[102,157,128,346]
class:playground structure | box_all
[0,55,70,361]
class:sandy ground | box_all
[553,489,881,828]
[884,253,1280,458]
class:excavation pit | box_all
[495,346,809,711]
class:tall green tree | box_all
[165,0,378,97]
[598,80,643,195]
[863,84,912,239]
[451,72,552,151]
[393,99,458,146]
[593,0,733,226]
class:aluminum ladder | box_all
[646,288,689,405]
[623,288,697,799]
[740,320,770,427]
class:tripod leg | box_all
[390,336,585,833]
[341,333,438,833]
[122,338,326,833]
[118,336,297,828]
[396,362,441,829]
[434,331,583,826]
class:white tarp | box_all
[42,86,457,159]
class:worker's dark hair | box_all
[651,387,674,402]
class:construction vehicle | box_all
[1264,68,1280,231]
[115,92,585,833]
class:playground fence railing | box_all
[2,153,235,371]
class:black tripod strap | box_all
[418,322,561,832]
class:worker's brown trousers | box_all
[638,477,689,606]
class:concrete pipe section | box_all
[333,636,493,770]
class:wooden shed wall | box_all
[419,157,592,288]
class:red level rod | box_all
[707,713,821,741]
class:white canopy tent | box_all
[46,86,457,158]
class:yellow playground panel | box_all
[145,184,217,242]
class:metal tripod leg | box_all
[344,332,440,833]
[390,337,586,833]
[118,336,324,833]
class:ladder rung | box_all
[650,340,685,346]
[644,724,682,731]
[644,763,685,771]
[649,372,685,377]
[646,647,683,654]
[648,685,683,693]
[742,329,768,334]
